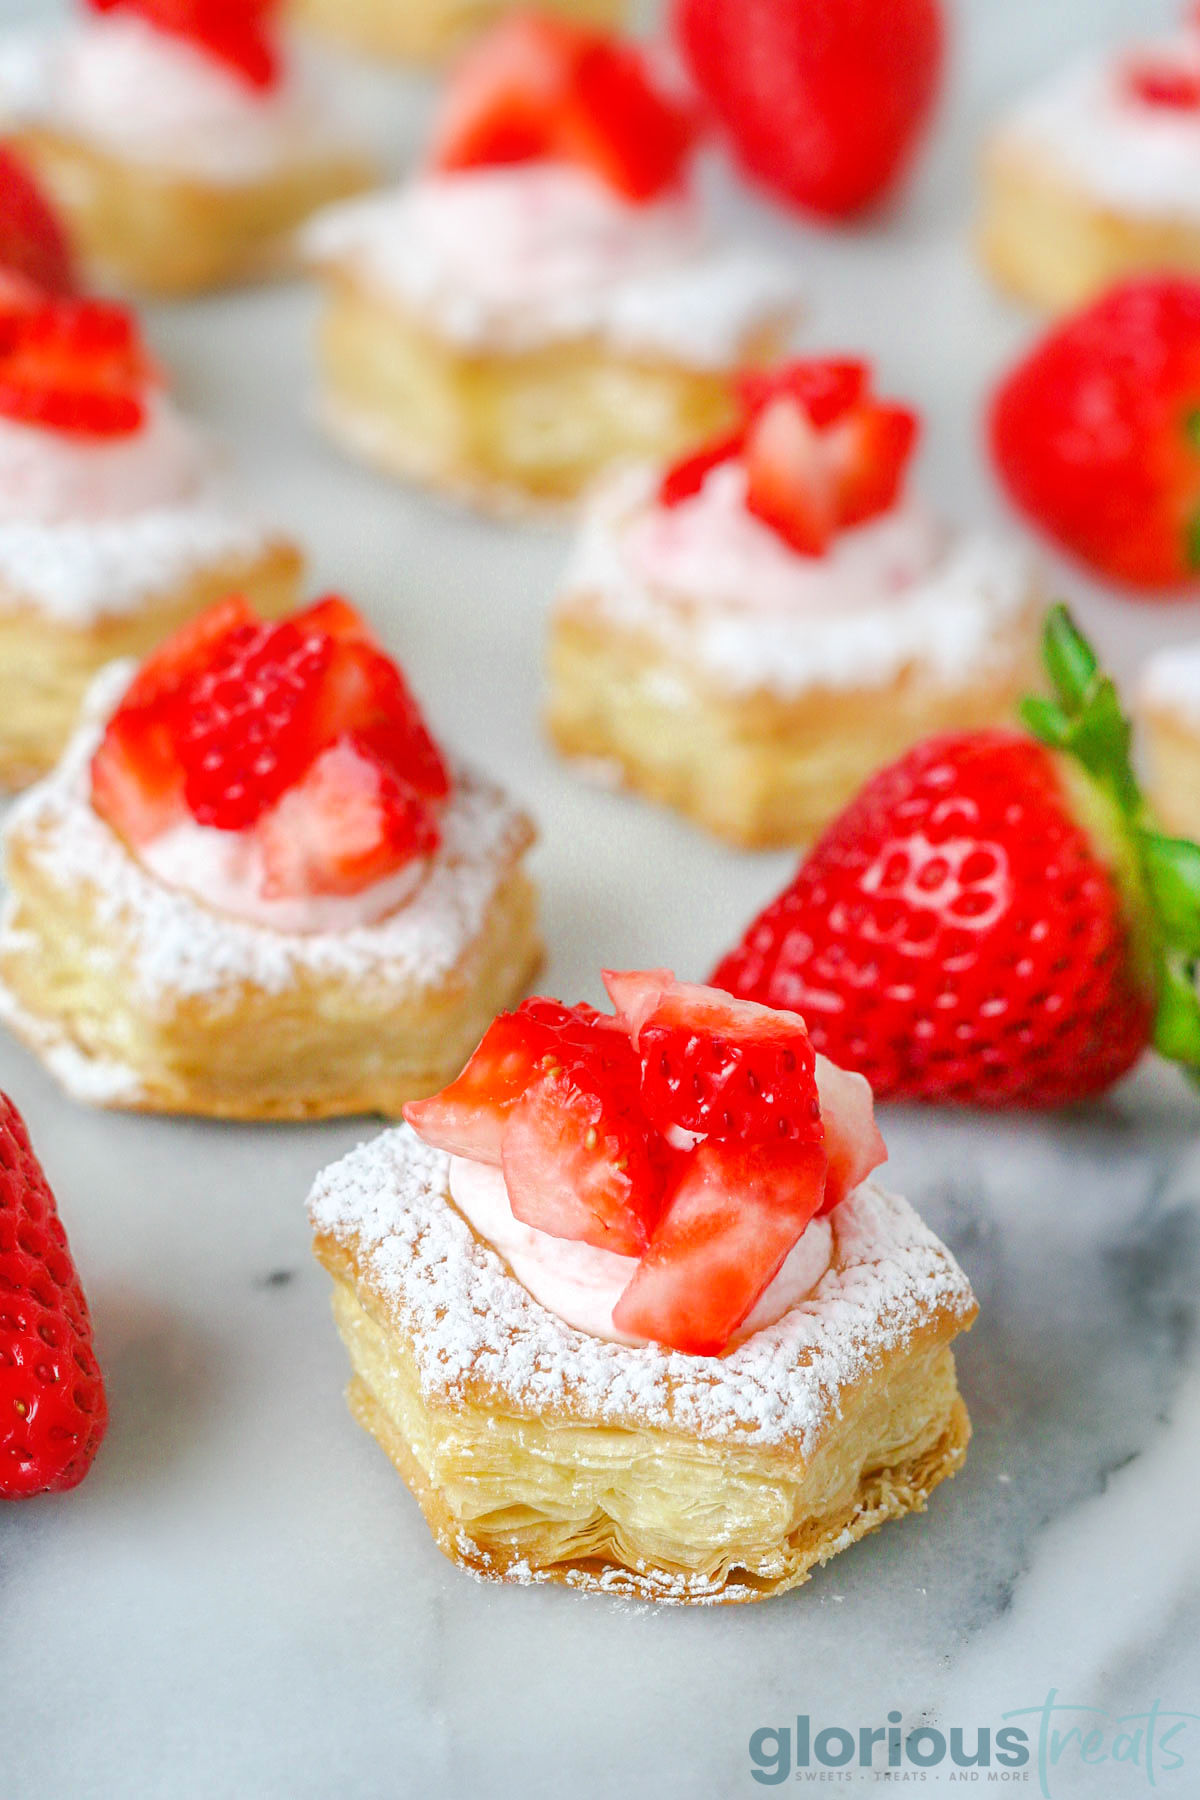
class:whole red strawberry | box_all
[0,1095,108,1497]
[990,277,1200,593]
[712,608,1200,1108]
[673,0,944,219]
[0,150,75,299]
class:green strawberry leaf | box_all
[1024,604,1200,1083]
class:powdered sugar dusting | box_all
[0,503,275,627]
[1,665,534,1002]
[308,1124,977,1452]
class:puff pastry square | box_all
[0,673,541,1120]
[292,0,627,64]
[312,272,780,514]
[0,537,302,793]
[309,1124,977,1605]
[8,125,372,297]
[978,134,1200,313]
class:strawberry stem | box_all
[1021,604,1200,1086]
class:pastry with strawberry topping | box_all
[546,357,1041,847]
[309,971,976,1603]
[0,294,301,792]
[1139,638,1200,842]
[0,0,372,295]
[0,594,540,1120]
[290,0,626,67]
[713,607,1200,1108]
[980,20,1200,310]
[302,12,802,512]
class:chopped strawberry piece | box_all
[313,640,450,802]
[604,972,823,1147]
[85,0,281,91]
[258,737,440,899]
[177,618,336,831]
[1124,57,1200,110]
[812,1055,886,1211]
[0,299,156,438]
[406,999,619,1164]
[830,402,920,527]
[501,1043,666,1255]
[0,149,75,297]
[292,594,377,645]
[744,394,839,556]
[658,429,745,507]
[611,1140,828,1353]
[122,595,255,715]
[90,705,187,847]
[431,13,696,203]
[739,359,867,428]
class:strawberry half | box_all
[0,149,75,298]
[0,1094,107,1497]
[431,13,696,203]
[85,0,281,91]
[713,607,1200,1108]
[611,1140,828,1354]
[0,299,156,438]
[258,737,441,898]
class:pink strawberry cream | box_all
[406,971,887,1357]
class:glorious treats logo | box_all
[748,1691,1200,1793]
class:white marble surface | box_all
[1,2,1200,1796]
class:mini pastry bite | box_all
[547,357,1041,847]
[291,0,626,67]
[310,971,977,1604]
[1139,640,1200,840]
[0,595,540,1120]
[990,276,1200,594]
[303,13,802,512]
[713,608,1200,1108]
[979,22,1200,310]
[0,0,373,296]
[0,1090,108,1498]
[0,294,302,792]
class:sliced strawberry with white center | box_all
[744,393,839,556]
[258,736,439,899]
[0,299,157,438]
[405,998,615,1164]
[431,14,696,203]
[86,0,280,91]
[813,1055,887,1211]
[828,402,920,528]
[501,1054,666,1256]
[611,1139,828,1354]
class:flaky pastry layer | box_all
[0,687,541,1119]
[8,126,372,296]
[546,595,1040,848]
[309,1128,977,1604]
[0,539,302,793]
[977,135,1200,311]
[313,273,779,512]
[291,0,626,64]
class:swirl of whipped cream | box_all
[0,396,212,526]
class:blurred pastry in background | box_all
[980,22,1200,310]
[0,0,373,296]
[0,294,300,791]
[303,13,802,513]
[0,595,539,1120]
[291,0,626,67]
[1139,640,1200,840]
[546,358,1040,847]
